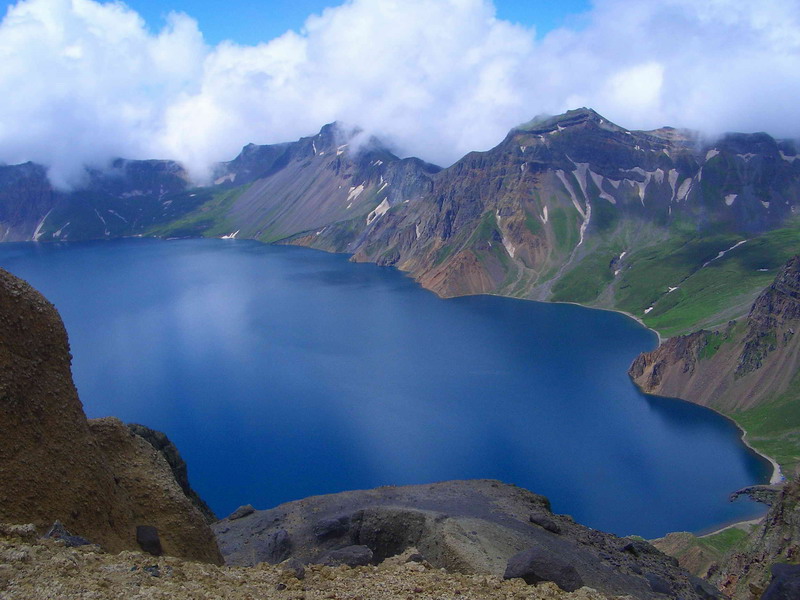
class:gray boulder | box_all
[318,545,374,567]
[504,545,583,592]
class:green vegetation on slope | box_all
[550,244,620,303]
[643,227,800,336]
[146,186,251,238]
[698,526,751,555]
[735,370,800,475]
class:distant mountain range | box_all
[2,107,800,474]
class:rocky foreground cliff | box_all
[0,267,221,562]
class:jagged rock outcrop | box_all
[0,267,221,563]
[214,479,719,599]
[713,477,800,598]
[630,256,800,413]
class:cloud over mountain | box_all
[0,0,798,186]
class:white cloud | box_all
[0,0,798,186]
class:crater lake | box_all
[0,238,772,537]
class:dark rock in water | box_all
[645,572,673,595]
[318,545,374,567]
[43,521,91,547]
[136,525,163,556]
[313,515,350,540]
[503,546,583,592]
[729,484,782,506]
[529,514,561,534]
[228,504,255,520]
[762,563,800,600]
[254,529,291,564]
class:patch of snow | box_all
[762,200,771,209]
[567,157,591,200]
[189,194,196,198]
[738,153,757,161]
[32,209,53,241]
[108,210,128,223]
[668,286,679,293]
[372,160,384,166]
[93,209,107,227]
[312,141,317,155]
[653,169,665,184]
[366,198,391,225]
[620,251,626,259]
[668,169,679,199]
[377,181,389,194]
[607,179,621,189]
[677,178,693,201]
[121,190,145,198]
[705,149,720,161]
[758,268,770,272]
[702,240,748,268]
[214,173,236,185]
[542,205,548,224]
[614,269,621,276]
[520,145,527,153]
[577,199,592,247]
[590,171,616,204]
[644,306,654,314]
[221,230,240,239]
[520,163,526,172]
[53,222,70,238]
[725,194,738,206]
[780,151,798,163]
[336,144,348,156]
[555,170,586,218]
[346,184,365,206]
[501,233,516,259]
[415,223,422,239]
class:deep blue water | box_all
[0,238,772,537]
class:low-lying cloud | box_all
[0,0,798,187]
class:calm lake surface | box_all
[0,238,772,537]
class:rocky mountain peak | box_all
[513,107,616,136]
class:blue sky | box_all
[3,0,590,46]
